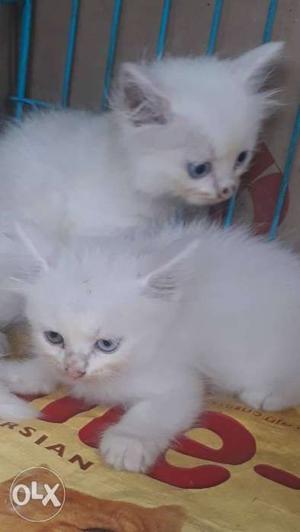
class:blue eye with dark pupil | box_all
[187,161,212,179]
[95,338,121,353]
[103,340,112,348]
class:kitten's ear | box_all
[14,223,49,274]
[232,42,284,89]
[0,223,50,295]
[115,62,171,126]
[139,239,198,300]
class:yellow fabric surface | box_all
[0,392,299,531]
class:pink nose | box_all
[65,367,86,379]
[218,184,236,199]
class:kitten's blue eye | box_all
[95,338,121,353]
[187,161,212,179]
[44,331,64,346]
[235,151,248,167]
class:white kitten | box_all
[0,43,283,243]
[7,219,300,471]
[2,228,205,468]
[0,42,286,436]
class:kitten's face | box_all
[25,251,174,383]
[116,43,283,206]
[126,111,254,205]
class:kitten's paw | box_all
[100,426,161,473]
[261,393,297,411]
[239,390,267,409]
[8,374,57,395]
[0,396,39,421]
[3,359,59,395]
[239,389,292,411]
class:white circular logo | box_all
[10,466,65,522]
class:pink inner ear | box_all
[142,239,198,295]
[126,95,169,127]
[148,271,176,296]
[119,64,171,127]
[125,86,170,127]
[124,82,145,111]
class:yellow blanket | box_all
[0,391,299,531]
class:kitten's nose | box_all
[219,184,236,199]
[65,365,86,379]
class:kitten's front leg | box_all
[0,381,39,421]
[0,357,60,395]
[0,357,61,421]
[100,378,203,473]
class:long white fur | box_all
[0,43,287,448]
[0,42,283,242]
[2,219,299,471]
[0,42,284,336]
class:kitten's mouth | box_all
[64,368,87,380]
[185,195,224,206]
[177,187,227,206]
[64,370,99,384]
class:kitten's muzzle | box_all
[64,359,87,379]
[218,184,236,200]
[181,181,237,205]
[65,367,86,379]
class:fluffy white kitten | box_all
[0,42,285,436]
[0,43,283,241]
[3,219,300,471]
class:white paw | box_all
[261,393,295,411]
[10,377,57,395]
[100,426,161,473]
[3,359,59,395]
[0,395,39,421]
[239,389,290,411]
[239,390,267,410]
